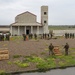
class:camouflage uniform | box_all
[23,34,26,41]
[0,35,1,41]
[34,34,37,40]
[64,43,69,55]
[43,33,44,39]
[51,33,53,39]
[49,43,54,55]
[2,35,4,41]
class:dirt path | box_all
[0,38,75,73]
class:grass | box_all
[70,48,75,50]
[36,61,51,70]
[45,57,56,68]
[23,54,75,71]
[45,43,49,46]
[58,61,66,67]
[25,56,44,63]
[40,52,46,55]
[7,61,12,65]
[30,53,38,57]
[25,56,56,70]
[6,46,75,72]
[25,56,51,70]
[3,44,7,47]
[7,59,30,68]
[4,52,75,72]
[55,55,75,67]
[14,60,29,68]
[13,55,22,58]
[44,48,49,51]
[0,70,10,75]
[10,36,23,41]
[2,40,75,72]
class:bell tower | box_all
[41,6,49,34]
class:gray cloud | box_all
[0,0,75,25]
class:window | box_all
[44,12,47,15]
[44,20,47,23]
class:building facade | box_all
[0,25,10,35]
[10,6,49,36]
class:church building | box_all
[10,6,49,36]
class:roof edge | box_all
[16,11,36,18]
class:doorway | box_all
[26,30,29,35]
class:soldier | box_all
[48,34,49,40]
[67,33,69,38]
[65,33,67,39]
[0,35,2,41]
[6,34,9,41]
[66,33,68,39]
[72,33,74,38]
[45,33,46,39]
[70,33,71,38]
[23,34,26,41]
[64,43,69,55]
[0,35,1,41]
[50,33,53,39]
[29,34,31,39]
[40,34,42,39]
[6,34,8,40]
[43,33,44,39]
[31,33,33,39]
[49,43,54,55]
[2,34,4,41]
[34,34,37,40]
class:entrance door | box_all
[26,30,29,35]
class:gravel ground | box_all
[0,38,75,73]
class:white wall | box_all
[53,30,75,36]
[39,26,43,34]
[12,26,18,35]
[20,26,24,35]
[33,26,37,34]
[15,12,36,23]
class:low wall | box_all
[53,30,75,36]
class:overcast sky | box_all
[0,0,75,25]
